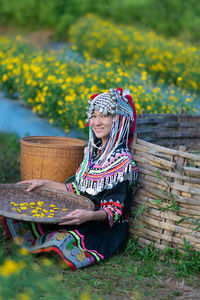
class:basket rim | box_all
[0,184,95,223]
[20,136,87,148]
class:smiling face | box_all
[89,110,113,145]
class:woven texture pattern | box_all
[0,184,95,223]
[20,136,86,183]
[130,131,200,251]
[136,112,200,147]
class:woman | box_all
[2,87,138,269]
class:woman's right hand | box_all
[17,179,48,192]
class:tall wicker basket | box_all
[20,136,86,183]
[130,112,200,251]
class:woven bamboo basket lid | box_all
[0,184,95,223]
[20,136,87,183]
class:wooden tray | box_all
[0,184,95,223]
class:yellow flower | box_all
[16,35,22,40]
[135,103,141,110]
[43,86,48,92]
[80,292,91,300]
[105,62,111,67]
[26,78,32,85]
[65,125,69,133]
[78,120,85,129]
[0,259,25,277]
[19,248,29,256]
[17,293,30,300]
[40,257,52,266]
[2,74,8,82]
[58,100,63,106]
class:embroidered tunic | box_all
[2,144,138,270]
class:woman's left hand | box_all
[59,209,93,226]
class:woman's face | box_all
[89,110,113,143]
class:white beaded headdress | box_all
[86,88,134,123]
[75,88,137,191]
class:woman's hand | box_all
[59,209,93,226]
[59,209,107,226]
[17,179,47,192]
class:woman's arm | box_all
[17,179,66,192]
[59,209,107,226]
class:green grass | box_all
[1,132,200,299]
[0,132,21,183]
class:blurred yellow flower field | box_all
[69,14,200,95]
[0,34,197,133]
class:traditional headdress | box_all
[75,87,138,195]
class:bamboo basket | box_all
[0,184,95,223]
[20,136,86,183]
[130,112,200,251]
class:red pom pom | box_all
[90,93,99,100]
[116,87,123,95]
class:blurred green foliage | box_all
[0,132,21,183]
[0,0,200,43]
